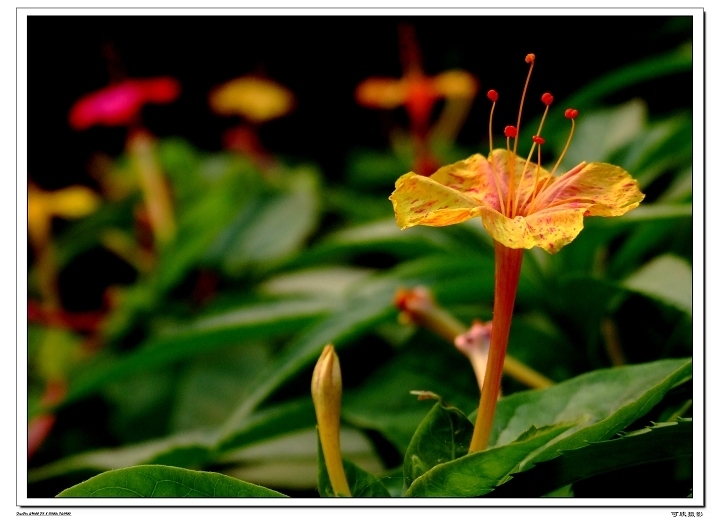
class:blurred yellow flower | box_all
[209,76,295,123]
[28,184,100,248]
[355,69,477,128]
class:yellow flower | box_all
[355,25,476,134]
[390,149,644,254]
[356,24,478,176]
[28,183,101,306]
[209,76,295,123]
[28,184,100,248]
[389,54,645,453]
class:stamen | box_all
[487,90,498,152]
[487,90,506,215]
[504,125,517,138]
[512,141,538,216]
[549,108,579,178]
[507,54,535,216]
[514,93,552,216]
[512,54,535,157]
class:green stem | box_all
[128,130,176,246]
[469,242,524,453]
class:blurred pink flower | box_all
[69,77,180,130]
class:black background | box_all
[27,15,692,188]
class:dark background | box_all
[27,15,692,189]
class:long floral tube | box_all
[469,243,524,452]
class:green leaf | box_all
[524,48,691,158]
[622,255,692,315]
[562,100,646,168]
[286,218,463,269]
[217,289,398,436]
[317,433,390,497]
[57,465,286,498]
[345,149,410,190]
[29,431,216,484]
[403,400,474,490]
[169,343,272,432]
[659,167,692,203]
[259,266,374,298]
[342,341,478,453]
[405,423,573,497]
[60,297,335,408]
[214,170,320,275]
[489,358,692,467]
[154,166,262,293]
[589,203,692,225]
[324,187,394,223]
[29,398,317,483]
[557,48,691,119]
[489,419,692,497]
[620,114,692,189]
[54,199,138,266]
[606,219,691,279]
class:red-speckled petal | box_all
[390,172,483,229]
[534,162,645,217]
[480,203,591,254]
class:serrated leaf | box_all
[403,400,474,490]
[56,464,286,498]
[317,433,390,498]
[622,255,692,315]
[405,423,573,497]
[489,358,692,468]
[489,419,692,497]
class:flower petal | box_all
[209,77,295,122]
[480,204,590,254]
[432,70,478,99]
[534,162,644,217]
[428,153,501,210]
[390,172,482,229]
[48,186,101,219]
[68,78,180,130]
[355,78,407,109]
[488,150,554,216]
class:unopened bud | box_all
[311,345,351,497]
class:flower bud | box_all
[311,344,351,497]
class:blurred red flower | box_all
[68,77,180,130]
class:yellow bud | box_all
[311,344,351,497]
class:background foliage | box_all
[26,15,694,499]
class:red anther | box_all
[487,89,498,102]
[525,53,535,63]
[532,135,545,145]
[564,108,579,119]
[504,125,518,138]
[541,92,554,105]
